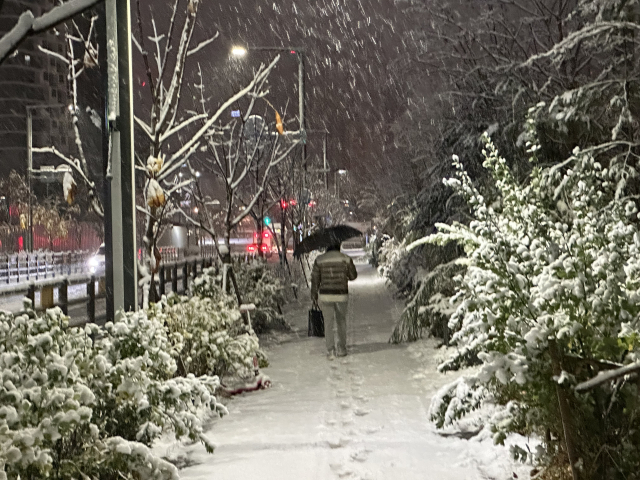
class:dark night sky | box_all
[132,0,413,189]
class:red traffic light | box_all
[289,199,297,206]
[280,199,288,209]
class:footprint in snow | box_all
[330,464,357,479]
[354,408,371,417]
[340,401,351,410]
[327,437,350,449]
[350,449,371,463]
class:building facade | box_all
[0,0,71,173]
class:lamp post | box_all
[104,0,138,317]
[26,103,66,252]
[231,45,307,209]
[231,46,306,148]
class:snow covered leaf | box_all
[63,171,77,205]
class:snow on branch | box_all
[169,55,280,165]
[187,32,219,57]
[523,21,640,67]
[0,0,102,63]
[575,361,640,393]
[159,113,208,143]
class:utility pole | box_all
[104,0,137,318]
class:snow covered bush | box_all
[233,259,288,334]
[389,260,465,344]
[191,266,235,305]
[148,294,260,379]
[419,133,640,477]
[193,262,288,334]
[0,307,225,479]
[376,237,418,295]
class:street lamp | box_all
[26,103,66,252]
[231,46,247,57]
[231,44,307,175]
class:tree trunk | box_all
[549,339,581,480]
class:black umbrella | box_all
[294,225,363,257]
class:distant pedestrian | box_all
[311,242,358,360]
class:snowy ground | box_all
[156,250,534,479]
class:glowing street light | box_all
[231,46,247,57]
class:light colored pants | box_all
[320,300,348,354]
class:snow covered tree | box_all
[131,0,290,306]
[35,14,104,219]
[421,132,640,479]
[182,63,300,262]
[0,0,102,64]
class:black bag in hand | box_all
[308,302,325,337]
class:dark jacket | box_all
[311,250,358,302]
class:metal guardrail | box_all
[1,255,216,325]
[0,250,92,284]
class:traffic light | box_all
[264,216,272,226]
[280,199,288,209]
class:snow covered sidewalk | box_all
[159,253,529,479]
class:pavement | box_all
[155,249,531,480]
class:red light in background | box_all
[261,244,268,252]
[247,244,257,252]
[263,232,269,238]
[280,200,288,209]
[309,200,317,207]
[289,199,297,206]
[290,50,296,54]
[142,81,146,86]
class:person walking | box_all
[310,242,358,359]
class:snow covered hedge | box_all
[148,294,260,379]
[234,260,288,334]
[421,133,640,476]
[0,307,226,479]
[389,260,465,343]
[193,260,288,334]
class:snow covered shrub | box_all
[191,266,235,306]
[0,307,225,480]
[148,294,260,379]
[193,261,288,334]
[233,259,288,334]
[389,260,465,343]
[376,237,419,295]
[420,134,640,477]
